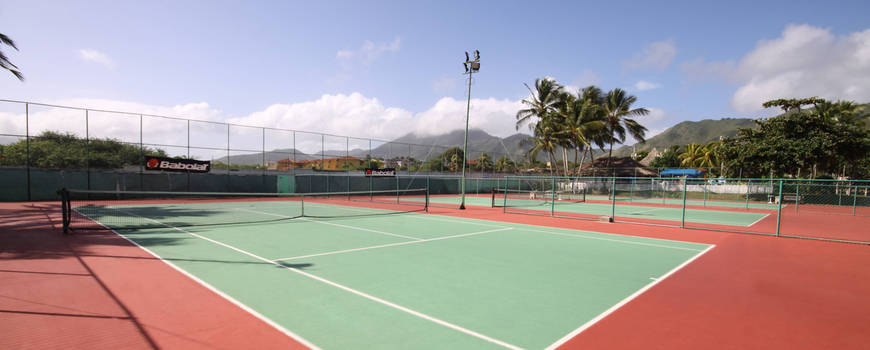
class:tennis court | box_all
[420,193,768,227]
[63,189,712,349]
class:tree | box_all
[720,98,870,178]
[650,145,682,169]
[517,78,563,175]
[1,131,167,168]
[525,121,560,176]
[476,152,493,172]
[441,147,464,172]
[601,88,649,172]
[0,33,23,81]
[494,156,515,173]
[632,150,650,162]
[516,78,561,131]
[762,97,826,113]
[679,143,704,167]
[558,86,605,175]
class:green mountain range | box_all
[217,118,757,165]
[612,118,757,157]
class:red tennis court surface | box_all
[2,201,869,349]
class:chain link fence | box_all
[499,176,870,244]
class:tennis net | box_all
[491,188,586,208]
[59,188,429,234]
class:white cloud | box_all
[624,40,677,71]
[633,80,662,91]
[77,49,115,69]
[336,37,401,68]
[682,24,870,114]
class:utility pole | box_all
[460,50,480,210]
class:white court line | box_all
[303,202,706,250]
[519,227,705,252]
[544,244,716,350]
[237,207,423,241]
[113,209,521,350]
[72,209,321,350]
[273,227,512,261]
[747,213,770,227]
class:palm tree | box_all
[449,153,461,172]
[679,143,705,167]
[601,88,649,172]
[517,78,563,175]
[476,152,493,172]
[525,121,560,176]
[516,78,561,130]
[495,156,514,173]
[700,141,721,170]
[561,86,606,175]
[0,33,23,81]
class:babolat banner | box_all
[364,168,396,177]
[145,156,211,173]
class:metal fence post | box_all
[610,177,617,220]
[852,185,858,216]
[551,176,556,216]
[745,179,750,209]
[703,180,707,207]
[794,182,800,212]
[681,177,688,228]
[775,180,784,236]
[85,110,90,191]
[25,103,30,201]
[139,114,143,190]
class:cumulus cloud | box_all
[682,24,870,114]
[624,40,677,71]
[0,93,523,158]
[336,37,401,68]
[77,49,115,68]
[633,80,662,91]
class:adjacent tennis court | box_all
[419,193,769,227]
[64,190,712,349]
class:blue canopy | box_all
[660,168,705,177]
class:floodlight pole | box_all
[460,50,480,210]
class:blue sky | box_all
[2,0,869,145]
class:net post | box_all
[681,177,688,228]
[301,194,305,217]
[58,188,69,234]
[775,180,784,236]
[852,185,858,216]
[425,188,429,212]
[503,176,509,213]
[629,177,634,202]
[396,175,400,204]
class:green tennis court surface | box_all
[74,199,711,349]
[586,194,781,210]
[423,195,768,227]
